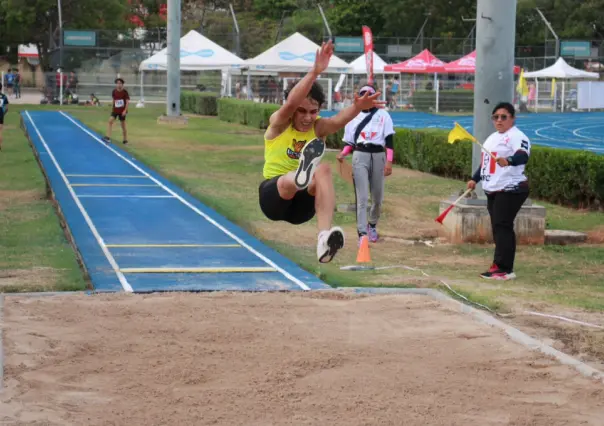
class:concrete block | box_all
[438,195,546,245]
[545,230,587,245]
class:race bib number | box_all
[114,99,124,108]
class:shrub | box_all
[392,128,604,209]
[206,98,604,209]
[180,91,218,116]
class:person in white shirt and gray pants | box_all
[337,84,395,246]
[468,102,531,281]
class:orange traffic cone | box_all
[356,235,371,263]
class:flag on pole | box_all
[362,26,374,85]
[448,122,497,161]
[516,69,529,98]
[448,122,477,144]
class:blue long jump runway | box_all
[21,110,330,293]
[322,110,604,155]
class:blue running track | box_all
[21,110,330,293]
[321,111,604,155]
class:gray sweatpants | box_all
[352,151,385,236]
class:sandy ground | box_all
[1,292,603,426]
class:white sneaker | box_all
[317,227,345,263]
[295,138,325,190]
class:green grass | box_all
[64,104,604,312]
[4,103,604,314]
[0,105,87,292]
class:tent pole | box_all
[141,71,144,104]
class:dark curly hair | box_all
[284,80,326,108]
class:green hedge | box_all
[392,129,604,209]
[180,91,219,116]
[185,96,603,210]
[411,90,474,112]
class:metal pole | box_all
[229,3,240,57]
[536,8,559,59]
[472,0,518,198]
[317,3,332,39]
[166,0,181,117]
[57,0,63,68]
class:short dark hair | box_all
[115,78,125,84]
[492,102,515,117]
[284,80,325,108]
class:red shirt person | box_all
[103,78,130,144]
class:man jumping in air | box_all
[103,78,130,144]
[258,40,383,263]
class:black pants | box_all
[486,191,529,273]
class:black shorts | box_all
[110,112,126,121]
[0,114,4,125]
[259,176,316,225]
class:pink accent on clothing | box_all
[386,148,394,162]
[340,145,354,157]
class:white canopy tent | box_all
[346,52,398,102]
[523,57,600,112]
[523,57,599,79]
[138,30,245,102]
[244,32,350,110]
[244,32,350,73]
[348,52,396,75]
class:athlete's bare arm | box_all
[315,92,384,138]
[265,40,334,140]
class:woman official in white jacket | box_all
[337,83,395,246]
[467,102,531,281]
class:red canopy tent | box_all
[384,49,446,73]
[444,51,521,74]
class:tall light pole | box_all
[166,0,181,117]
[57,0,63,68]
[471,0,518,198]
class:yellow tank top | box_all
[262,118,321,180]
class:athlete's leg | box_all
[368,152,386,242]
[307,163,335,232]
[105,116,115,142]
[120,116,128,143]
[308,163,343,263]
[0,124,4,150]
[352,151,370,237]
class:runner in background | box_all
[337,83,395,246]
[0,84,8,151]
[467,102,531,281]
[103,78,130,145]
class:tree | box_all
[0,0,133,69]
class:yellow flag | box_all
[517,69,529,97]
[551,78,557,98]
[448,122,476,144]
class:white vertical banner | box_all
[334,73,346,92]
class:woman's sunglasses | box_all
[492,114,510,121]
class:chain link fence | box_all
[3,29,602,113]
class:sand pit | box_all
[1,291,603,425]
